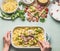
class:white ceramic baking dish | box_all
[11,26,47,48]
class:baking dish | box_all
[11,26,47,48]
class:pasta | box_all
[12,27,45,47]
[2,0,18,13]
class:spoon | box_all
[28,35,39,42]
[56,0,60,2]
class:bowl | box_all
[37,0,49,6]
[11,26,47,48]
[22,0,35,5]
[1,0,19,14]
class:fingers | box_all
[38,41,43,50]
[3,31,11,41]
[39,41,47,48]
[38,41,46,51]
[38,40,51,48]
[38,41,44,48]
[3,36,5,41]
[43,41,51,48]
[3,33,7,41]
[7,31,11,40]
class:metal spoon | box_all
[56,0,60,2]
[28,35,39,42]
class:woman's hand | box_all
[38,41,51,51]
[3,31,11,51]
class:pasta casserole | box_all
[12,27,45,47]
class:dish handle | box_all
[46,33,51,44]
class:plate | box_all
[49,2,60,21]
[11,26,47,48]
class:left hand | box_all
[3,31,11,51]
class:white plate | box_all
[11,26,47,48]
[49,2,60,21]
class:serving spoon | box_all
[28,35,40,42]
[28,35,45,47]
[56,0,60,2]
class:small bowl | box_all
[37,0,49,6]
[1,0,19,14]
[22,0,34,5]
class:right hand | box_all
[38,41,51,51]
